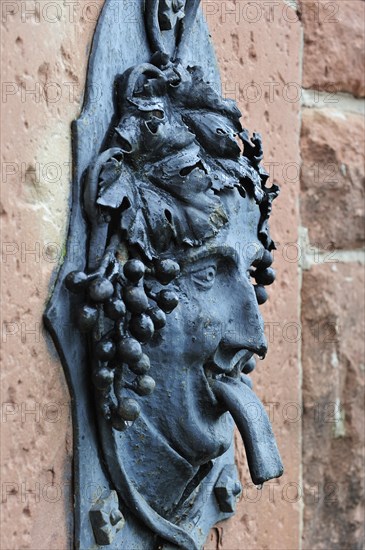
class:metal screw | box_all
[89,490,125,545]
[214,465,242,513]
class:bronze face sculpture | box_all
[45,1,283,548]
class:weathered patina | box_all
[44,1,283,547]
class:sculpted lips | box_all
[203,347,256,409]
[204,347,255,381]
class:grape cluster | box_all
[252,250,276,305]
[65,255,180,431]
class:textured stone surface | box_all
[300,0,365,97]
[301,108,365,250]
[0,3,103,549]
[301,262,365,550]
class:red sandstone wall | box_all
[1,1,364,549]
[299,1,365,549]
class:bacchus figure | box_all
[62,54,283,548]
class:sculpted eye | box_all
[191,266,217,290]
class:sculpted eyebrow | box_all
[179,246,239,267]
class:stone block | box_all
[301,261,365,549]
[300,0,365,97]
[301,108,365,250]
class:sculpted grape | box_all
[254,249,273,269]
[77,305,98,332]
[135,375,156,396]
[128,353,151,375]
[117,337,143,364]
[65,271,88,293]
[254,268,276,286]
[123,286,149,314]
[123,259,146,283]
[95,339,116,360]
[157,289,179,313]
[92,367,114,390]
[154,259,180,285]
[104,298,126,320]
[129,314,155,343]
[254,285,268,305]
[118,398,141,421]
[89,277,114,302]
[148,306,166,330]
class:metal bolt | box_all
[89,490,125,545]
[214,465,242,513]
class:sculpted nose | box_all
[223,283,268,357]
[242,304,267,357]
[213,321,267,375]
[250,339,268,359]
[209,278,268,375]
[221,325,267,358]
